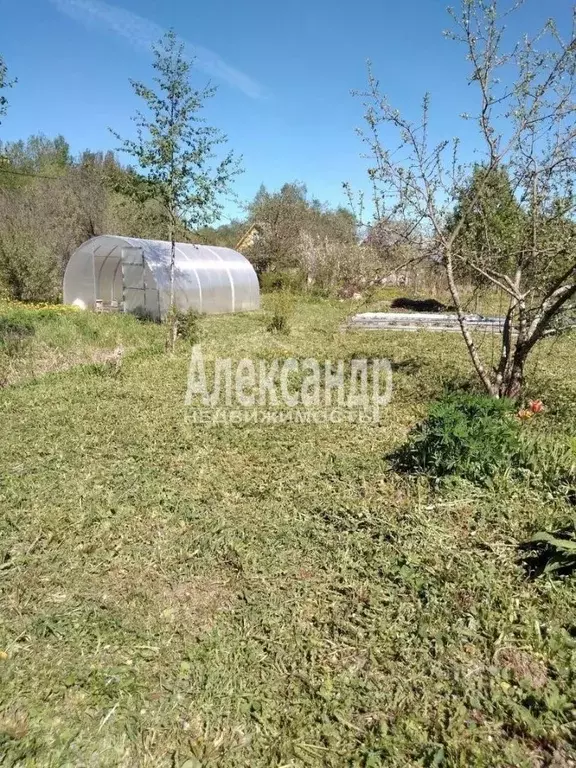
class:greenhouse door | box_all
[121,247,147,316]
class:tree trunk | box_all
[168,215,177,353]
[497,330,528,399]
[500,359,524,399]
[444,248,497,396]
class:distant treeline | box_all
[0,140,371,301]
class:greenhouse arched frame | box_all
[63,235,260,319]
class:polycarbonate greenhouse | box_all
[63,235,260,319]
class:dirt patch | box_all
[495,647,549,689]
[82,566,238,637]
[0,710,29,740]
[163,577,237,632]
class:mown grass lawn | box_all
[1,298,575,767]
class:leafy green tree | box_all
[245,182,357,276]
[246,183,311,272]
[196,219,246,248]
[0,135,71,179]
[112,30,240,346]
[448,165,526,287]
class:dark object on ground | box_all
[519,528,576,578]
[391,297,450,313]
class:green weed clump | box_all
[266,291,295,334]
[392,392,521,483]
[0,302,164,386]
[517,434,576,494]
[173,308,202,345]
[0,314,36,357]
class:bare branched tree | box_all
[355,0,576,397]
[296,232,381,293]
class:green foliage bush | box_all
[260,270,306,293]
[392,392,521,483]
[0,314,36,338]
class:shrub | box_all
[392,393,521,483]
[260,270,305,293]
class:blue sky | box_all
[0,0,571,222]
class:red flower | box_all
[529,400,544,414]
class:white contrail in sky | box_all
[49,0,265,99]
